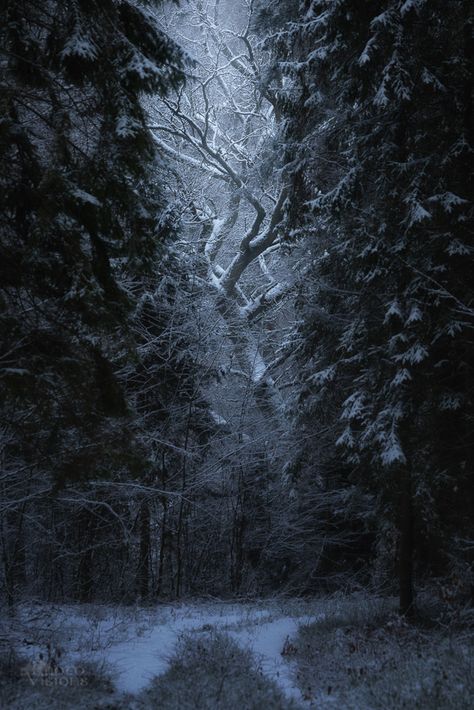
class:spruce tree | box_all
[0,0,188,603]
[0,0,183,484]
[277,0,474,612]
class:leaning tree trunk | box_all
[216,293,283,422]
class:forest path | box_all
[6,596,469,709]
[100,602,316,702]
[3,599,321,705]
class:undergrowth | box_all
[0,646,118,709]
[137,631,300,710]
[293,595,474,708]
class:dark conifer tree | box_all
[0,0,183,481]
[0,0,186,602]
[272,0,474,612]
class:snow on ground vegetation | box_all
[1,595,473,708]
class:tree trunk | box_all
[78,509,97,603]
[230,466,247,593]
[137,499,151,600]
[176,402,192,598]
[399,466,415,617]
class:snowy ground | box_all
[2,595,473,709]
[1,599,317,706]
[95,602,315,700]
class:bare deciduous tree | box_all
[149,0,295,418]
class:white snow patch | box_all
[384,299,403,323]
[250,349,267,383]
[427,192,467,213]
[400,0,427,16]
[229,616,315,702]
[210,409,228,426]
[61,34,97,61]
[205,217,226,258]
[408,202,431,227]
[406,305,423,324]
[73,189,101,207]
[116,115,142,139]
[381,433,407,466]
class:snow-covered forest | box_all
[1,0,473,707]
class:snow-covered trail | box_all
[96,604,314,702]
[228,616,313,703]
[5,600,317,703]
